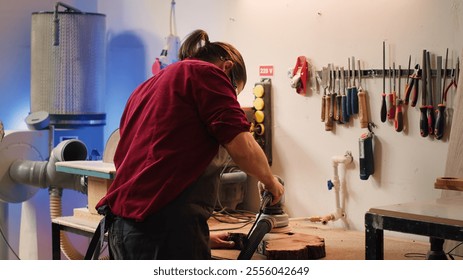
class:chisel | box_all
[341,67,349,123]
[331,66,337,121]
[321,67,328,122]
[357,60,369,128]
[351,56,359,114]
[395,65,404,132]
[335,67,343,123]
[347,58,353,117]
[426,51,435,136]
[325,64,333,131]
[380,41,387,122]
[435,49,448,139]
[420,49,429,137]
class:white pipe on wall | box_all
[309,152,353,225]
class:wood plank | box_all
[444,48,463,178]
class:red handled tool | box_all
[387,65,396,121]
[380,42,387,122]
[409,64,421,107]
[426,51,435,136]
[434,50,446,140]
[403,55,412,104]
[395,65,404,132]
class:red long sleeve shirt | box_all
[96,59,250,221]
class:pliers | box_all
[404,64,421,107]
[443,59,459,103]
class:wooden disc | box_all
[261,232,326,260]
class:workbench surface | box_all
[209,214,432,260]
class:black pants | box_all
[109,202,212,260]
[108,147,228,260]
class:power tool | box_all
[237,176,289,259]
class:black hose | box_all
[237,218,273,260]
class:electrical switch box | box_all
[251,79,272,165]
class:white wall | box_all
[0,0,461,259]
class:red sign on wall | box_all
[259,65,274,77]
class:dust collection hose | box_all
[238,176,286,260]
[237,217,273,260]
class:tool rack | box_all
[316,69,458,80]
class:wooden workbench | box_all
[209,214,431,260]
[51,209,432,260]
[365,196,463,260]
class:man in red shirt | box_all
[96,30,284,259]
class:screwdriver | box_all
[387,62,396,121]
[419,49,429,137]
[380,41,387,122]
[426,51,435,136]
[394,65,404,132]
[351,56,359,115]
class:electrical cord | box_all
[403,241,463,260]
[0,222,20,260]
[446,241,463,260]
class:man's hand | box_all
[209,232,235,249]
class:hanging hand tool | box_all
[394,65,404,132]
[341,67,349,124]
[321,67,329,122]
[387,63,396,121]
[434,53,444,139]
[420,49,429,137]
[409,64,421,107]
[403,55,412,104]
[426,51,435,136]
[339,67,346,124]
[351,56,359,115]
[325,64,333,131]
[380,41,387,122]
[332,67,339,122]
[346,58,353,117]
[434,48,449,140]
[329,64,335,121]
[357,60,369,128]
[437,55,458,139]
[335,67,343,123]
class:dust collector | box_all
[31,2,106,127]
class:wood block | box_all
[87,177,112,214]
[435,177,463,191]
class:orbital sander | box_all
[237,176,289,259]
